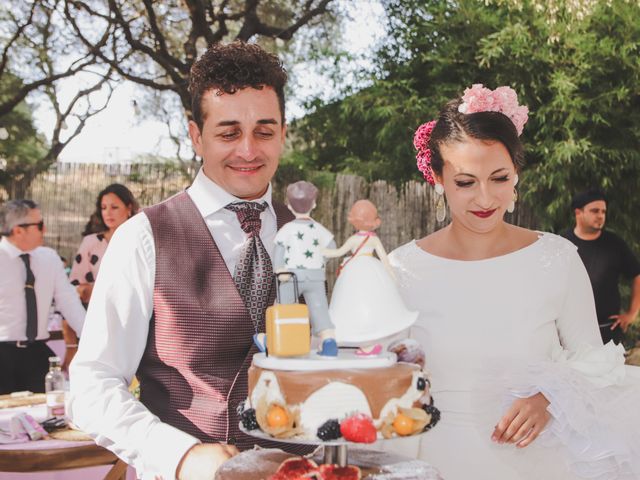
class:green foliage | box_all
[276,149,336,191]
[625,322,640,350]
[0,72,49,196]
[291,0,640,251]
[473,0,640,250]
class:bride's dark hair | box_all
[428,99,525,177]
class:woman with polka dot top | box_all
[70,183,139,305]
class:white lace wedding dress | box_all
[387,233,640,480]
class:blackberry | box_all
[421,403,441,432]
[316,419,342,441]
[240,408,259,431]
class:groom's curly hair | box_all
[189,41,288,129]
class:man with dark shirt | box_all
[564,190,640,344]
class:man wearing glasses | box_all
[0,199,85,394]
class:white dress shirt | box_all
[69,169,278,480]
[0,237,85,340]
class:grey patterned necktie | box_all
[226,202,273,333]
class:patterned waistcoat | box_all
[140,191,300,450]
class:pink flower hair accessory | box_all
[458,84,529,135]
[413,120,437,186]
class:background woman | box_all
[388,84,640,479]
[63,184,138,369]
[70,183,139,303]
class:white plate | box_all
[252,350,396,371]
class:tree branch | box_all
[183,0,217,64]
[44,73,116,163]
[0,1,39,78]
[241,0,333,41]
[106,0,188,82]
[58,0,337,124]
[63,3,178,92]
[0,57,98,117]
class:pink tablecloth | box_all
[0,405,136,480]
[0,465,135,480]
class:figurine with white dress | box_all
[323,199,418,354]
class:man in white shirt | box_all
[69,42,304,480]
[0,199,85,394]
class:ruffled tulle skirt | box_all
[384,343,640,480]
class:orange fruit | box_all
[267,405,289,428]
[392,413,415,436]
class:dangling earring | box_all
[507,174,519,214]
[507,189,518,213]
[434,183,447,222]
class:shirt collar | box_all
[0,236,28,258]
[187,167,275,219]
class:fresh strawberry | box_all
[269,457,318,480]
[317,464,362,480]
[339,413,377,443]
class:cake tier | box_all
[248,362,420,419]
[245,360,435,441]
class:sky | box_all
[36,1,386,164]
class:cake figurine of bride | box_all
[272,181,338,357]
[323,199,418,353]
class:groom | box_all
[69,42,306,480]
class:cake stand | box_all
[240,424,423,467]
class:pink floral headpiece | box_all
[458,84,529,135]
[413,84,528,186]
[413,120,437,185]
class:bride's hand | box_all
[492,392,551,448]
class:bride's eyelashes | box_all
[454,180,474,188]
[454,175,511,188]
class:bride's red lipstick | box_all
[471,209,497,218]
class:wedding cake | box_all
[238,340,439,443]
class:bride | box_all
[388,84,640,479]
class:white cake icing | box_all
[298,381,372,437]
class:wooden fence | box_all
[19,162,188,264]
[14,162,537,288]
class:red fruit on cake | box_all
[317,464,362,480]
[269,457,318,480]
[339,413,377,444]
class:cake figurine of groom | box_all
[272,181,338,357]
